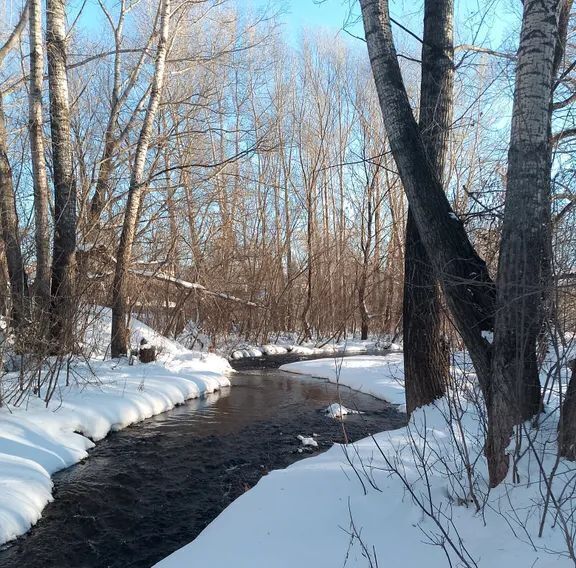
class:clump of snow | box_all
[261,344,288,356]
[226,337,396,360]
[481,330,494,343]
[0,309,231,545]
[296,434,318,448]
[323,403,359,418]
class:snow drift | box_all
[0,308,231,545]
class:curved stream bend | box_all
[0,366,406,568]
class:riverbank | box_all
[280,353,406,408]
[0,311,231,546]
[0,368,404,567]
[157,353,576,568]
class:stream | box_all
[0,358,406,568]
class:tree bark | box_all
[0,2,30,328]
[0,96,29,327]
[559,360,576,460]
[111,0,171,357]
[29,0,51,305]
[359,199,373,341]
[359,0,495,396]
[404,0,453,415]
[47,0,77,347]
[487,0,562,487]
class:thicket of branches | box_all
[1,0,564,348]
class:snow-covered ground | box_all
[228,339,402,360]
[0,309,231,546]
[157,352,576,568]
[281,354,406,408]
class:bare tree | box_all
[404,0,453,415]
[88,0,158,228]
[47,0,77,346]
[487,0,567,486]
[111,0,171,357]
[29,0,51,305]
[0,2,30,328]
[0,96,29,327]
[359,0,495,397]
[359,0,567,486]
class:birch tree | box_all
[111,0,171,357]
[29,0,50,305]
[88,0,158,228]
[487,0,566,485]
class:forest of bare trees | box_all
[0,0,418,347]
[0,0,575,494]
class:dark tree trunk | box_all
[359,0,495,398]
[559,360,576,460]
[360,0,564,487]
[404,0,453,415]
[487,0,562,487]
[47,0,77,347]
[0,96,29,327]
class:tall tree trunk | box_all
[359,0,495,396]
[29,0,51,305]
[47,0,77,347]
[111,0,171,358]
[559,360,576,460]
[487,0,563,487]
[360,0,565,488]
[0,2,30,328]
[0,96,29,327]
[301,182,314,341]
[404,0,453,415]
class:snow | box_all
[227,338,392,360]
[0,308,231,546]
[323,403,359,418]
[281,354,406,409]
[261,344,288,356]
[288,345,319,355]
[296,434,318,448]
[481,330,494,343]
[157,352,576,568]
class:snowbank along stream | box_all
[0,361,406,568]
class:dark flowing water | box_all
[0,366,406,568]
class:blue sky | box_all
[257,0,516,49]
[72,0,517,54]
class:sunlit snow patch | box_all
[296,434,318,448]
[323,403,360,419]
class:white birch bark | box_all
[111,0,172,357]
